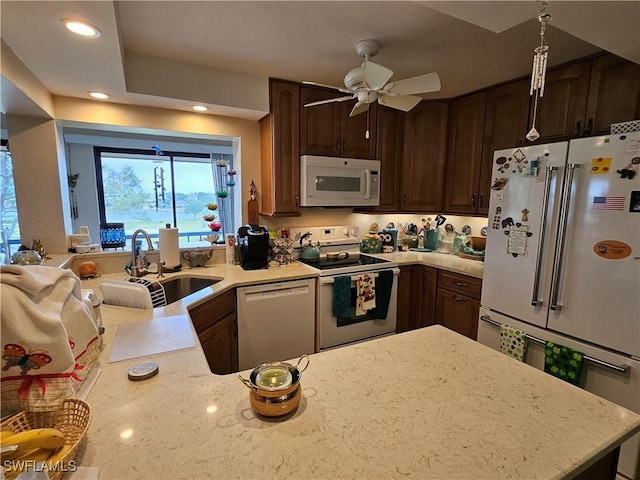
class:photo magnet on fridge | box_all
[630,191,640,213]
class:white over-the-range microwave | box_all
[300,155,380,207]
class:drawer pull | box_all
[452,294,466,302]
[453,281,467,287]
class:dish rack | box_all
[1,399,91,480]
[127,277,167,308]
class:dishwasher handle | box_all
[239,278,315,301]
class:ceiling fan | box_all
[303,39,441,118]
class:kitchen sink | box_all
[158,276,221,306]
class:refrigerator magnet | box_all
[505,223,533,258]
[492,207,502,229]
[491,178,507,190]
[593,240,632,260]
[630,191,640,213]
[590,157,612,174]
[496,157,510,174]
[521,209,530,222]
[616,157,640,179]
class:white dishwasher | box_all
[237,278,316,371]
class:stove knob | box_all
[349,229,357,237]
[343,229,349,237]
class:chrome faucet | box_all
[130,229,154,278]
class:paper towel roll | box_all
[159,227,180,268]
[225,233,236,265]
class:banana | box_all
[45,443,72,465]
[0,428,65,455]
[1,430,16,441]
[14,447,53,463]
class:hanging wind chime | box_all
[526,1,551,142]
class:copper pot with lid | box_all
[239,355,309,417]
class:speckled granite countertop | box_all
[56,252,640,478]
[370,250,484,278]
[77,303,639,479]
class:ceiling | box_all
[1,1,638,121]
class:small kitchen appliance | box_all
[300,156,380,207]
[237,224,269,270]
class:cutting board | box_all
[109,315,195,363]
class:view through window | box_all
[0,143,20,261]
[95,147,236,245]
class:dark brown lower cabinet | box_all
[188,289,238,374]
[435,271,482,340]
[397,265,437,333]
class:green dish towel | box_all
[332,276,352,318]
[544,341,585,387]
[368,270,393,320]
[499,324,527,362]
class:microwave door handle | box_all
[364,169,371,200]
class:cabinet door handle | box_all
[295,191,299,208]
[342,140,346,153]
[478,192,484,208]
[452,294,466,302]
[453,281,467,287]
[584,117,593,137]
[574,120,582,137]
[471,193,477,207]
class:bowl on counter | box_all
[470,236,486,251]
[11,250,43,265]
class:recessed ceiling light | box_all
[88,91,109,100]
[192,105,209,112]
[61,19,101,38]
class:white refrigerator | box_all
[478,131,640,478]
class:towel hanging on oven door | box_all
[356,273,376,316]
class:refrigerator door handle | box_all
[531,165,557,306]
[550,163,580,311]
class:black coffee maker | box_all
[237,224,269,270]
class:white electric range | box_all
[290,226,399,350]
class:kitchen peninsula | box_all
[74,261,639,479]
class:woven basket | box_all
[1,398,91,480]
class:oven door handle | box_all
[318,268,400,285]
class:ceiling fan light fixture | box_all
[61,19,101,38]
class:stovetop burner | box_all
[299,253,390,270]
[298,253,397,277]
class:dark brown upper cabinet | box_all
[443,92,486,215]
[300,85,377,159]
[259,79,301,216]
[585,53,640,136]
[374,105,404,211]
[528,61,591,144]
[401,101,449,212]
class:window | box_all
[0,142,20,262]
[94,146,236,245]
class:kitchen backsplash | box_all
[260,209,488,238]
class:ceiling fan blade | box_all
[378,94,422,112]
[363,61,394,90]
[384,72,441,95]
[304,95,355,108]
[302,81,352,94]
[349,101,369,117]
